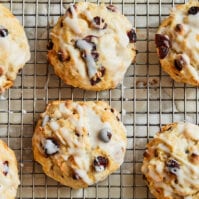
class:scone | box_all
[32,100,127,189]
[0,139,20,198]
[141,122,199,199]
[0,4,30,93]
[155,1,199,86]
[47,2,136,91]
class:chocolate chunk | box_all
[47,40,53,50]
[166,159,180,175]
[57,50,70,62]
[92,16,107,30]
[188,6,199,15]
[174,55,186,71]
[175,24,183,33]
[127,29,136,43]
[2,161,9,176]
[106,4,118,12]
[0,28,8,37]
[93,156,108,172]
[43,138,59,156]
[98,128,112,143]
[90,66,106,86]
[155,34,171,59]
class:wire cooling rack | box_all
[0,0,197,198]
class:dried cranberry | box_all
[72,173,80,180]
[0,28,8,37]
[0,67,3,76]
[92,16,107,29]
[175,24,183,33]
[127,29,136,43]
[47,40,53,50]
[93,156,108,172]
[159,46,170,59]
[174,56,186,71]
[166,159,180,175]
[107,4,118,12]
[91,51,99,61]
[155,34,170,48]
[2,161,9,176]
[155,34,171,59]
[83,35,98,42]
[57,50,70,62]
[188,6,199,15]
[43,138,59,156]
[90,67,106,86]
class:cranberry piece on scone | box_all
[92,16,107,29]
[127,29,136,43]
[155,34,171,59]
[166,159,180,175]
[188,6,199,15]
[106,4,118,12]
[0,27,8,37]
[94,156,108,172]
[2,161,9,176]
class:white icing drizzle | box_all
[181,54,199,81]
[44,139,59,155]
[49,120,59,131]
[2,162,9,176]
[95,165,105,172]
[114,22,129,47]
[59,103,72,115]
[63,4,81,35]
[75,169,92,184]
[42,115,49,127]
[75,39,97,78]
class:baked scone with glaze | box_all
[0,4,30,93]
[32,100,127,189]
[47,2,136,91]
[141,122,199,199]
[155,1,199,86]
[0,139,20,198]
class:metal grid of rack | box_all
[0,0,196,198]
